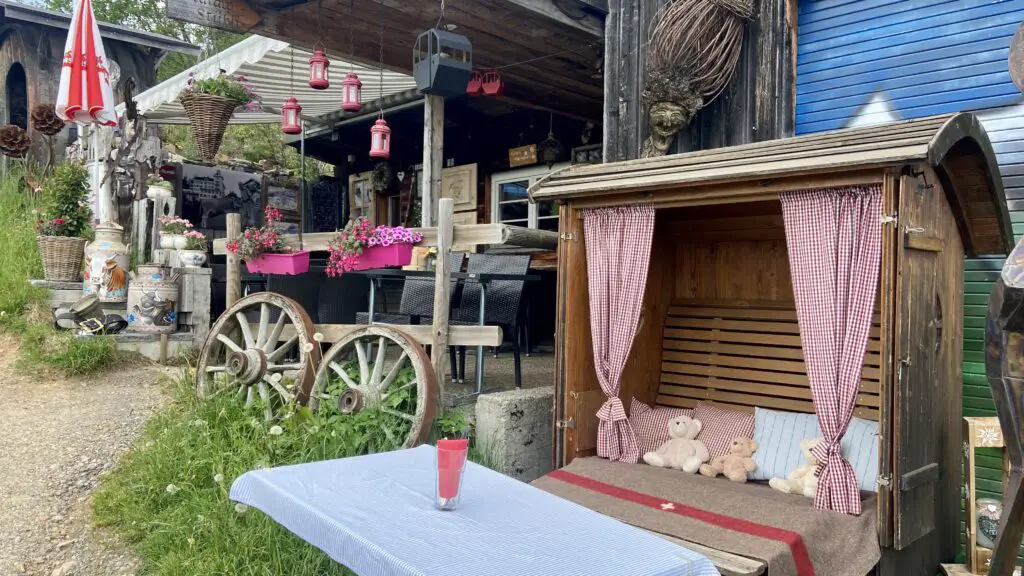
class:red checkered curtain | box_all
[781,186,882,516]
[582,205,656,463]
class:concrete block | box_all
[475,386,554,483]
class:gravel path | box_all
[0,339,170,576]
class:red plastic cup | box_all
[436,439,469,511]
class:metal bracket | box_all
[560,232,577,242]
[556,418,576,429]
[904,226,925,234]
[881,214,897,225]
[877,474,893,489]
[897,355,912,384]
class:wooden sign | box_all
[1011,22,1024,94]
[508,144,537,168]
[166,0,265,33]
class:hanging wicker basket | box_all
[180,93,241,161]
[37,235,87,282]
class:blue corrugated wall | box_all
[797,0,1024,134]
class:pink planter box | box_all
[246,251,310,275]
[354,244,414,271]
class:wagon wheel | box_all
[310,325,438,449]
[196,293,321,420]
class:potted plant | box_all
[177,230,208,268]
[35,162,93,282]
[179,72,259,162]
[325,217,423,277]
[227,206,309,275]
[145,174,174,199]
[158,216,192,249]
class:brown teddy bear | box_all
[699,437,758,483]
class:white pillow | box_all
[751,407,880,493]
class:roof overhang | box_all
[0,0,198,56]
[532,113,1013,257]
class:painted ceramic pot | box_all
[127,268,178,334]
[159,233,182,249]
[82,221,130,303]
[177,249,207,268]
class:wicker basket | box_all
[37,235,87,282]
[180,93,241,161]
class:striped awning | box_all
[123,35,416,125]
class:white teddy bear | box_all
[642,415,710,473]
[768,437,823,498]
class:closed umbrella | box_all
[56,0,117,126]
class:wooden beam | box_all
[261,323,503,347]
[430,198,455,395]
[422,95,444,228]
[226,213,242,307]
[503,0,603,36]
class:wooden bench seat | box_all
[656,301,882,421]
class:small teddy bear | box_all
[642,415,710,473]
[768,437,822,498]
[699,437,758,482]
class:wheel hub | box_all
[227,348,267,386]
[338,388,364,414]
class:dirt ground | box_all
[0,338,170,576]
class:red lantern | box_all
[341,71,363,112]
[281,96,302,135]
[369,117,391,159]
[308,46,330,90]
[482,71,503,96]
[466,71,483,96]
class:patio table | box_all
[229,445,719,576]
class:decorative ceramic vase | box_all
[127,265,178,334]
[173,235,188,250]
[146,183,174,199]
[245,251,310,275]
[159,233,180,249]
[82,221,130,303]
[177,249,207,268]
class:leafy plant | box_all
[325,218,422,277]
[226,206,293,261]
[36,162,92,238]
[181,73,259,107]
[183,230,208,251]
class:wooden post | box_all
[430,198,455,401]
[422,95,444,227]
[226,213,242,307]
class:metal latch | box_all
[897,355,911,384]
[560,232,577,242]
[877,474,892,489]
[556,419,576,429]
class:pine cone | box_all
[0,124,31,158]
[31,104,64,136]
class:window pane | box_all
[538,217,559,232]
[502,219,529,228]
[499,181,529,202]
[499,201,528,222]
[537,200,559,218]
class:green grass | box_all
[19,322,118,376]
[94,368,488,575]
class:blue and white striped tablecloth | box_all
[230,445,719,576]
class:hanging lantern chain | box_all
[290,45,295,94]
[348,0,355,71]
[435,0,446,29]
[378,0,384,117]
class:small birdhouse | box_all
[281,96,302,135]
[370,117,391,159]
[308,46,330,90]
[413,29,472,98]
[341,71,363,112]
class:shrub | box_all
[37,162,92,238]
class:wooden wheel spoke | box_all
[245,385,254,406]
[236,384,247,399]
[256,303,271,348]
[268,335,298,363]
[217,333,244,354]
[266,376,294,404]
[235,313,255,348]
[382,377,417,400]
[369,337,387,388]
[330,361,359,390]
[206,365,227,374]
[355,341,370,387]
[378,351,409,393]
[267,363,303,372]
[258,381,273,421]
[263,314,288,353]
[381,406,416,422]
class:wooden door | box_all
[891,172,944,550]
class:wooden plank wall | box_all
[603,0,795,161]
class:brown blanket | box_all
[531,458,880,576]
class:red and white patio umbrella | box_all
[56,0,117,126]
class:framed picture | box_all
[349,170,374,224]
[441,163,478,212]
[262,177,302,228]
[571,143,602,165]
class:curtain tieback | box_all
[811,440,842,478]
[596,396,628,423]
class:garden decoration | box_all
[369,4,391,160]
[178,230,209,268]
[36,162,93,282]
[226,206,310,275]
[83,220,130,303]
[157,215,193,249]
[0,124,31,159]
[325,217,423,277]
[984,237,1024,576]
[341,0,362,112]
[31,103,65,177]
[308,325,439,448]
[126,265,179,334]
[145,174,174,199]
[413,23,472,97]
[196,292,321,421]
[179,72,259,161]
[642,0,753,157]
[281,46,303,135]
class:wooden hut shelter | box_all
[530,113,1013,575]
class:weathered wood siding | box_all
[603,0,795,161]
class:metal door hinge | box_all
[556,418,576,429]
[877,474,893,489]
[881,214,897,225]
[560,232,577,242]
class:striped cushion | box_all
[628,398,693,456]
[750,407,880,492]
[693,402,756,460]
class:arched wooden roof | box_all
[532,113,1013,256]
